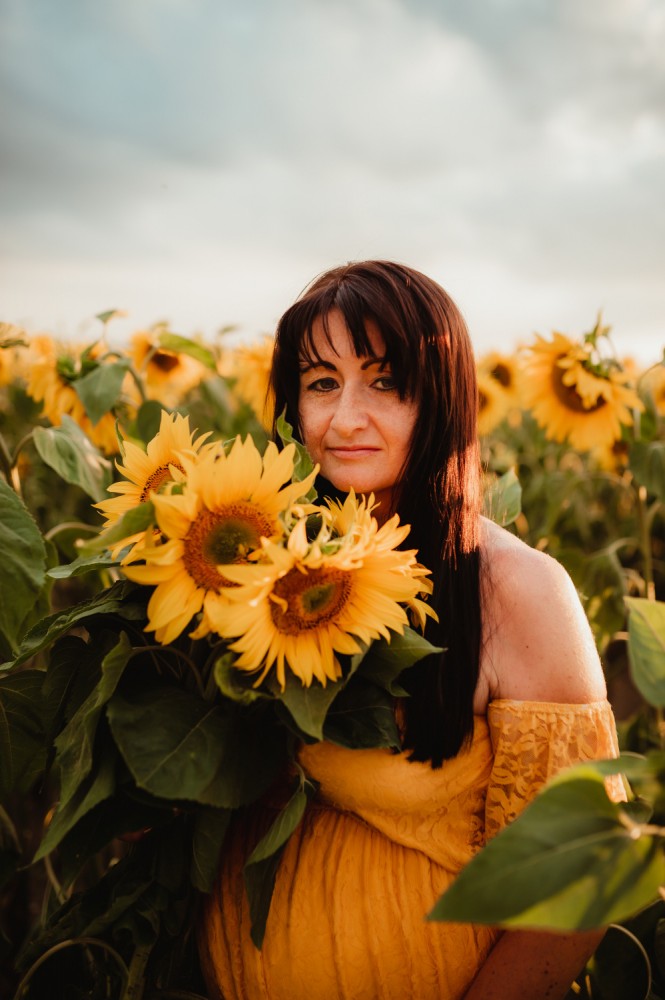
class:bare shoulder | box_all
[479,518,607,705]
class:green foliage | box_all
[33,416,113,501]
[0,480,47,658]
[482,468,522,526]
[430,764,665,929]
[157,332,217,371]
[1,319,663,998]
[74,359,132,425]
[0,671,48,799]
[626,598,665,706]
[275,410,317,497]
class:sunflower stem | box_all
[635,483,656,601]
[44,520,101,542]
[0,429,20,492]
[125,362,148,403]
[122,941,153,1000]
[10,428,34,465]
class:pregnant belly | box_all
[200,802,498,1000]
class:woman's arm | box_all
[480,523,607,706]
[464,928,605,1000]
[470,525,612,998]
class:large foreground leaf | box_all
[108,688,284,808]
[54,634,132,809]
[244,780,310,948]
[0,480,47,658]
[0,670,47,799]
[429,766,665,930]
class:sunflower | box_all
[96,410,213,555]
[25,335,125,454]
[130,326,207,407]
[477,371,511,436]
[119,437,318,644]
[477,350,522,407]
[522,331,642,452]
[0,346,10,388]
[0,323,26,387]
[225,335,275,430]
[205,491,435,689]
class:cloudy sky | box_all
[1,0,663,363]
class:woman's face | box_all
[298,309,418,518]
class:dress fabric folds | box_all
[201,699,624,1000]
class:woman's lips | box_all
[327,446,380,458]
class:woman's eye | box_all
[373,374,398,391]
[306,376,338,392]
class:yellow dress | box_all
[201,699,624,1000]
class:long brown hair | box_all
[270,261,482,765]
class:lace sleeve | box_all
[484,699,626,841]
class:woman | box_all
[201,261,623,999]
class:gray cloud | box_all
[0,0,663,360]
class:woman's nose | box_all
[329,385,369,435]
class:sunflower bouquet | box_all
[1,402,438,997]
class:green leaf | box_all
[214,652,264,705]
[629,441,665,501]
[55,634,132,809]
[191,807,231,893]
[271,672,347,741]
[34,752,116,860]
[56,794,172,888]
[0,479,47,658]
[626,598,665,707]
[429,766,665,930]
[244,782,310,948]
[96,309,124,325]
[323,678,401,750]
[33,415,113,501]
[17,848,151,968]
[589,923,652,1000]
[0,671,47,799]
[275,411,316,496]
[136,400,166,444]
[48,552,119,579]
[80,501,155,556]
[157,331,217,371]
[483,469,522,526]
[73,359,132,425]
[108,689,284,808]
[5,581,146,670]
[356,628,442,696]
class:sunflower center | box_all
[491,363,512,389]
[551,358,607,414]
[150,349,180,373]
[139,462,185,502]
[183,503,273,592]
[270,567,352,635]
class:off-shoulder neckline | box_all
[482,698,611,714]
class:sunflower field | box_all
[0,313,664,1000]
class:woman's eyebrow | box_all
[298,359,337,374]
[361,357,388,370]
[298,356,388,374]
